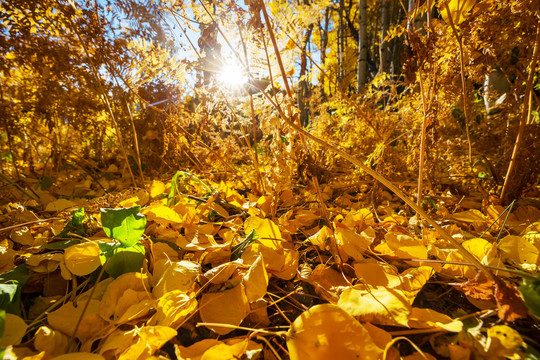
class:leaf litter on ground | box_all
[0,169,540,360]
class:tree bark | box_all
[298,22,314,126]
[379,0,390,73]
[356,0,368,91]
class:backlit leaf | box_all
[338,285,412,326]
[199,284,249,335]
[101,206,146,248]
[287,304,384,360]
[243,255,268,302]
[439,0,476,26]
[520,275,540,319]
[64,241,101,276]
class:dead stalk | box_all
[257,1,494,281]
[500,19,540,203]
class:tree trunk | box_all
[357,0,368,91]
[338,0,345,87]
[298,23,314,127]
[318,8,330,98]
[379,0,390,73]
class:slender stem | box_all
[500,19,540,203]
[443,2,488,200]
[259,0,292,100]
[417,66,428,206]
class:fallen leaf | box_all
[287,304,384,360]
[199,283,249,335]
[0,313,27,346]
[64,241,101,276]
[45,199,77,212]
[407,308,463,332]
[244,216,282,249]
[485,325,525,359]
[34,326,70,356]
[99,272,150,322]
[338,285,412,326]
[152,260,200,297]
[48,299,107,340]
[149,290,197,328]
[243,255,268,302]
[498,235,539,271]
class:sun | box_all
[218,62,248,89]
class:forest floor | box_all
[1,160,540,360]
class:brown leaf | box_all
[493,277,528,322]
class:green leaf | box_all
[40,175,55,190]
[520,275,540,320]
[99,242,145,278]
[168,171,212,206]
[231,230,258,261]
[55,208,88,240]
[0,309,5,345]
[100,206,146,248]
[43,239,81,250]
[0,265,29,316]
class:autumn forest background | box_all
[1,0,540,359]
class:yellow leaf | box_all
[150,290,197,328]
[199,284,250,335]
[309,264,350,295]
[486,325,525,359]
[0,313,27,346]
[439,0,476,26]
[498,235,539,270]
[48,299,107,340]
[294,210,319,227]
[9,227,34,245]
[201,339,249,360]
[26,253,63,273]
[307,225,333,249]
[287,304,383,360]
[342,208,376,230]
[100,326,176,360]
[142,203,183,225]
[99,328,137,359]
[34,326,69,356]
[353,262,401,288]
[152,260,200,298]
[408,308,463,332]
[175,339,222,360]
[334,226,371,261]
[242,243,299,280]
[150,180,166,198]
[203,261,239,284]
[45,199,77,212]
[210,202,229,219]
[338,285,411,326]
[285,38,296,51]
[385,232,428,259]
[451,209,486,223]
[243,255,268,302]
[118,326,176,360]
[99,272,150,322]
[64,241,101,276]
[244,216,282,249]
[115,289,153,324]
[442,238,499,278]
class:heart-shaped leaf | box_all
[101,206,146,248]
[520,275,540,320]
